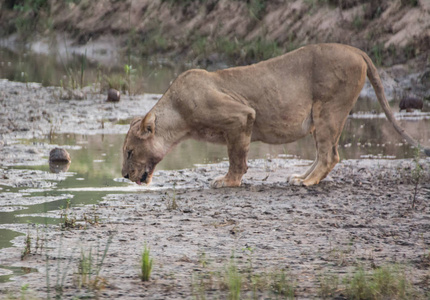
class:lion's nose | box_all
[124,174,129,179]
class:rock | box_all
[49,148,71,162]
[49,148,71,173]
[107,89,120,102]
[399,97,424,112]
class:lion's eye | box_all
[127,150,133,159]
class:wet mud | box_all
[0,79,429,299]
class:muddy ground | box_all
[0,79,429,299]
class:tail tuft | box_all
[425,148,430,157]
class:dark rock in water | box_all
[107,89,120,102]
[49,148,71,162]
[399,97,423,112]
[49,161,71,173]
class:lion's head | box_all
[122,113,163,185]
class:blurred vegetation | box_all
[0,0,426,67]
[2,0,52,38]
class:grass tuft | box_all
[225,258,242,300]
[140,243,153,281]
[344,265,417,300]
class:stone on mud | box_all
[107,89,121,102]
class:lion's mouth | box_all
[136,171,149,185]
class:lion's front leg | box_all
[210,109,256,189]
[210,142,249,188]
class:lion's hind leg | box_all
[289,154,318,185]
[289,132,318,185]
[298,102,347,186]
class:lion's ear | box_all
[139,112,155,138]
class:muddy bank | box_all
[0,158,429,299]
[0,79,160,142]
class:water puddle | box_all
[0,265,37,283]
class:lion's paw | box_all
[289,174,304,186]
[210,176,241,189]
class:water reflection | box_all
[0,47,185,94]
[49,161,71,173]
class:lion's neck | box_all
[152,96,189,156]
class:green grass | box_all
[344,265,418,300]
[318,273,340,299]
[165,183,179,211]
[247,0,266,20]
[191,250,296,299]
[225,258,242,300]
[8,0,51,39]
[371,43,384,67]
[318,264,422,299]
[270,270,295,299]
[74,234,113,291]
[60,199,78,229]
[411,146,424,209]
[140,243,153,281]
[20,231,31,260]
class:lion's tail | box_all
[361,51,430,156]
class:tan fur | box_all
[122,43,429,187]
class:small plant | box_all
[124,64,137,96]
[165,183,179,211]
[21,231,31,260]
[371,43,384,67]
[318,273,339,299]
[140,243,153,281]
[57,39,88,90]
[54,235,75,299]
[225,258,242,300]
[344,265,416,300]
[248,0,266,20]
[411,146,423,209]
[103,73,128,92]
[60,199,78,229]
[74,234,113,291]
[79,49,87,88]
[352,14,364,30]
[191,250,299,298]
[76,247,93,289]
[191,272,208,300]
[271,270,295,299]
[329,247,350,266]
[34,224,41,254]
[199,251,208,268]
[83,205,100,227]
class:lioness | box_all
[122,43,429,187]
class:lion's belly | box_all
[251,110,313,144]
